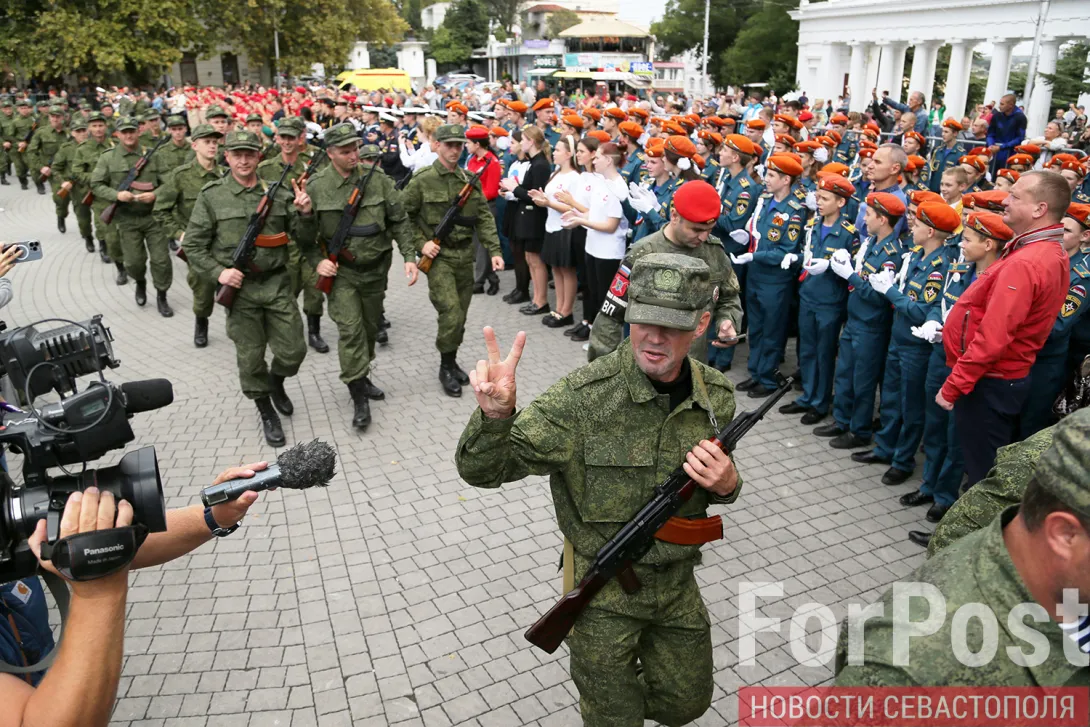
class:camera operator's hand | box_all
[208,462,264,529]
[28,488,132,598]
[0,246,19,278]
[218,267,245,289]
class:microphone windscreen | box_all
[277,439,337,489]
[121,379,174,414]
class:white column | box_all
[943,39,977,121]
[889,43,908,104]
[847,41,871,113]
[983,39,1013,107]
[908,40,939,108]
[876,41,908,103]
[1027,37,1061,138]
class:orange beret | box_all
[943,118,963,131]
[903,131,926,147]
[867,192,906,218]
[1059,160,1087,178]
[829,113,849,125]
[960,155,987,173]
[604,107,627,121]
[465,125,490,141]
[907,154,927,171]
[561,114,585,129]
[488,126,509,137]
[446,102,468,115]
[720,117,737,127]
[814,135,837,149]
[674,116,696,131]
[774,133,796,148]
[746,119,767,131]
[862,128,880,141]
[864,121,881,134]
[665,135,696,158]
[817,174,855,198]
[774,113,803,131]
[915,201,961,233]
[781,152,803,164]
[532,98,554,112]
[858,147,876,159]
[908,190,945,207]
[644,142,665,158]
[672,180,721,223]
[582,107,601,121]
[820,162,851,178]
[971,190,1008,212]
[859,139,878,151]
[628,107,649,120]
[1067,203,1090,229]
[1007,154,1034,167]
[1015,144,1041,156]
[618,121,644,140]
[686,113,701,125]
[997,168,1020,184]
[903,157,921,173]
[966,211,1013,242]
[966,146,991,157]
[586,130,611,143]
[723,133,758,157]
[698,130,722,146]
[767,153,803,178]
[795,140,822,154]
[693,154,705,170]
[962,193,977,210]
[494,98,509,108]
[506,101,528,114]
[825,130,842,144]
[703,116,724,128]
[663,121,687,136]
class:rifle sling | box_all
[653,515,723,546]
[254,232,290,248]
[453,214,476,227]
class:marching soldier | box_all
[27,105,71,230]
[295,123,420,430]
[401,124,505,397]
[11,99,38,191]
[91,115,174,315]
[73,111,125,278]
[152,124,225,347]
[50,116,94,250]
[138,110,161,146]
[157,115,193,172]
[0,99,14,185]
[182,130,310,447]
[257,117,329,353]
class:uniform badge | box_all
[908,289,918,301]
[609,265,631,297]
[1073,284,1087,297]
[654,268,682,292]
[882,261,897,272]
[767,227,781,242]
[735,199,748,216]
[787,226,799,242]
[1063,293,1082,317]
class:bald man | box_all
[986,93,1027,172]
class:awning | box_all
[554,71,593,79]
[625,76,651,89]
[554,71,631,81]
[527,69,557,77]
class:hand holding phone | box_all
[1,241,43,273]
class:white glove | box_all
[830,254,854,280]
[729,229,750,245]
[911,320,944,344]
[627,184,657,214]
[496,136,511,151]
[813,147,829,164]
[804,190,817,212]
[803,257,830,275]
[780,253,798,270]
[730,252,753,265]
[868,269,895,295]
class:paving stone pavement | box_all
[0,186,929,726]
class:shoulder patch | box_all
[787,198,803,210]
[841,220,856,234]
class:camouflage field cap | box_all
[166,114,187,127]
[87,111,106,123]
[1034,408,1090,517]
[223,130,262,151]
[190,123,223,141]
[274,117,304,137]
[0,99,11,109]
[16,98,31,108]
[205,104,229,119]
[325,123,361,148]
[625,253,712,331]
[114,116,140,131]
[142,110,161,122]
[48,105,66,116]
[359,144,382,159]
[435,124,467,143]
[245,113,263,124]
[69,117,88,131]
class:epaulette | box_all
[759,192,772,199]
[739,177,750,188]
[567,348,621,389]
[841,220,856,234]
[807,216,819,228]
[787,198,803,210]
[930,255,944,267]
[200,178,224,193]
[1073,262,1090,279]
[882,241,899,255]
[949,261,973,274]
[910,244,923,254]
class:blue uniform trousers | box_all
[873,340,931,472]
[795,303,845,415]
[919,345,963,507]
[1018,349,1067,439]
[746,279,792,389]
[831,322,890,440]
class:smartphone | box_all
[4,241,43,263]
[715,333,747,345]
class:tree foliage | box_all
[546,9,580,38]
[718,0,799,94]
[428,0,488,67]
[483,0,521,34]
[651,0,759,90]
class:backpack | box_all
[0,578,55,686]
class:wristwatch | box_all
[203,506,240,537]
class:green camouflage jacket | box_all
[157,139,194,173]
[27,124,67,169]
[72,137,115,191]
[90,142,165,217]
[400,158,500,256]
[152,160,224,241]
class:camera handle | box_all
[0,570,69,675]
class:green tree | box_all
[652,0,760,90]
[428,0,488,67]
[369,44,400,69]
[429,26,470,66]
[484,0,522,34]
[546,8,580,38]
[718,0,799,94]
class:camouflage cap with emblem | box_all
[87,111,106,123]
[48,105,66,117]
[204,104,229,119]
[434,124,467,144]
[274,117,304,137]
[0,99,11,109]
[360,144,382,159]
[223,130,262,151]
[69,116,88,132]
[625,253,712,332]
[166,114,187,128]
[190,123,223,141]
[142,110,161,122]
[325,123,361,148]
[1033,408,1090,517]
[114,115,140,131]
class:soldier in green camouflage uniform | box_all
[457,254,742,727]
[74,112,125,279]
[27,106,72,229]
[10,99,37,190]
[157,115,193,174]
[50,116,94,250]
[401,124,504,397]
[182,129,309,447]
[91,115,173,315]
[835,408,1090,688]
[204,105,234,166]
[138,110,162,147]
[153,124,224,348]
[295,123,419,430]
[257,117,328,354]
[0,99,14,185]
[587,183,743,363]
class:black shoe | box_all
[564,321,585,337]
[486,276,500,295]
[100,242,112,264]
[376,329,388,346]
[194,316,209,348]
[84,235,95,253]
[571,323,590,342]
[347,380,372,430]
[168,238,179,253]
[506,290,530,305]
[851,450,892,465]
[502,289,518,303]
[830,432,871,449]
[35,181,45,195]
[57,216,66,234]
[269,373,294,416]
[882,467,913,486]
[18,178,27,190]
[925,503,950,524]
[779,402,809,415]
[0,174,7,186]
[134,279,147,306]
[255,397,285,447]
[522,302,550,316]
[543,313,574,328]
[900,490,934,507]
[156,289,173,317]
[115,262,128,285]
[801,410,826,425]
[473,283,485,294]
[813,422,846,437]
[450,362,470,385]
[379,315,391,330]
[359,376,385,400]
[747,384,775,398]
[736,378,759,392]
[306,314,329,353]
[715,362,732,372]
[908,530,932,548]
[439,364,462,397]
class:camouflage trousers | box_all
[225,271,306,399]
[47,177,71,219]
[12,149,27,180]
[118,213,172,290]
[91,202,124,264]
[326,256,389,384]
[71,194,92,239]
[425,245,475,355]
[289,244,324,317]
[187,263,216,318]
[567,551,713,727]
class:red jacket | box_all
[941,224,1070,402]
[466,151,501,201]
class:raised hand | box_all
[470,326,526,419]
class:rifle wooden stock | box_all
[81,190,94,206]
[58,186,70,200]
[415,166,486,276]
[100,201,120,225]
[524,571,610,654]
[417,246,438,275]
[214,283,238,309]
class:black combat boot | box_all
[35,180,45,195]
[156,289,173,317]
[168,238,179,253]
[358,376,385,400]
[134,279,147,306]
[376,329,388,346]
[18,177,27,190]
[347,379,372,430]
[194,316,209,348]
[100,240,112,264]
[439,353,462,397]
[114,261,127,285]
[268,373,294,416]
[306,314,329,353]
[0,172,8,185]
[57,216,66,234]
[379,315,391,330]
[83,234,95,253]
[255,396,286,447]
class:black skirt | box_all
[541,227,585,269]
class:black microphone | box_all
[200,439,337,506]
[121,379,174,414]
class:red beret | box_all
[825,130,842,144]
[959,155,987,173]
[618,121,644,140]
[858,147,876,159]
[864,121,881,135]
[692,154,706,170]
[766,154,803,178]
[798,111,814,122]
[966,146,991,157]
[867,192,906,218]
[295,86,306,94]
[723,133,757,157]
[1058,159,1087,178]
[942,118,963,131]
[1015,143,1041,156]
[915,201,961,233]
[997,168,1020,184]
[907,154,927,172]
[814,135,837,149]
[966,211,1013,242]
[908,190,945,207]
[859,140,878,151]
[672,180,721,223]
[1007,154,1034,167]
[628,107,649,120]
[962,193,976,210]
[820,162,851,178]
[817,174,855,198]
[582,107,601,121]
[794,140,822,154]
[774,113,803,131]
[774,133,796,148]
[903,131,925,147]
[1067,203,1090,229]
[465,125,489,141]
[532,98,553,112]
[604,107,627,121]
[560,114,585,129]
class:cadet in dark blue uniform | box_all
[779,174,856,423]
[852,201,959,484]
[619,121,645,184]
[905,211,1010,548]
[815,193,906,448]
[730,154,805,397]
[923,119,965,194]
[628,141,678,243]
